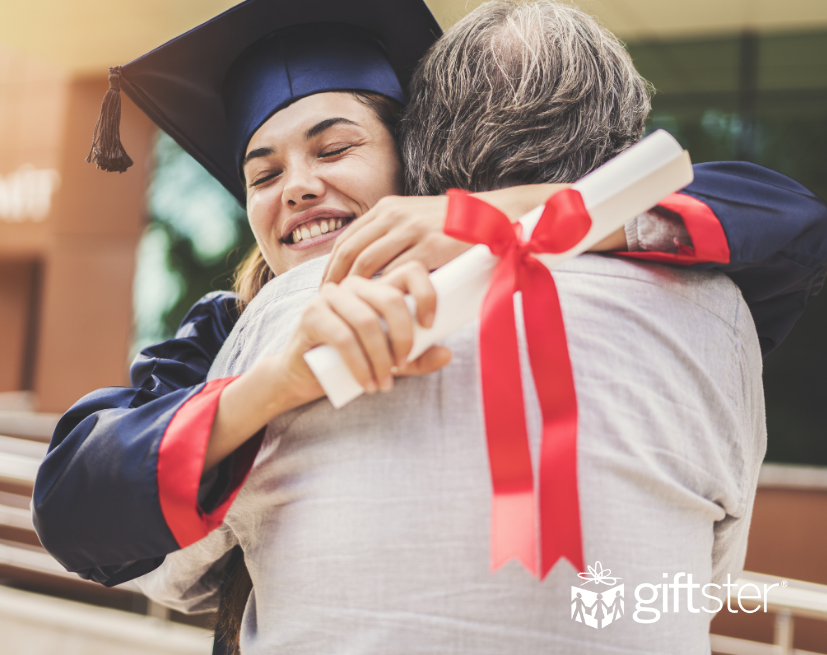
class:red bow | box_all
[444,188,591,579]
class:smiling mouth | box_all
[287,216,354,244]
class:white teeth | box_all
[290,218,349,243]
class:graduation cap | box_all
[87,0,442,204]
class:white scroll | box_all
[304,129,694,408]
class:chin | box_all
[278,241,335,274]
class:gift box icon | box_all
[571,562,624,629]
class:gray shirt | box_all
[138,253,765,655]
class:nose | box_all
[282,162,326,208]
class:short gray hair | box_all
[400,0,652,195]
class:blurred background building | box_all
[0,1,826,653]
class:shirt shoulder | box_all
[208,258,328,380]
[557,253,745,332]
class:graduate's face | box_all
[243,92,403,276]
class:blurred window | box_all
[630,30,827,465]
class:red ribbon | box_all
[444,188,591,579]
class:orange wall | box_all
[712,487,827,652]
[0,47,156,412]
[0,261,35,391]
[33,77,155,412]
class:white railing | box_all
[758,464,827,491]
[0,585,211,655]
[0,410,59,442]
[711,573,827,655]
[0,434,46,484]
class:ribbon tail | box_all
[490,489,536,574]
[480,253,537,575]
[521,259,584,578]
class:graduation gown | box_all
[32,161,827,587]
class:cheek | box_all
[379,150,404,196]
[246,191,277,239]
[333,153,403,205]
[246,195,284,273]
[245,205,265,244]
[379,143,404,197]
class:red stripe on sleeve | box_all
[157,377,263,548]
[617,192,731,266]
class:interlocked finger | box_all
[348,229,417,280]
[323,198,403,282]
[381,261,438,329]
[300,300,376,392]
[322,282,398,390]
[337,276,416,372]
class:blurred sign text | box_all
[0,166,61,222]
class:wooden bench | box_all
[0,429,172,619]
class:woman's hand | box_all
[322,195,471,283]
[283,260,451,399]
[204,262,451,473]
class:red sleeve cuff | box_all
[617,192,731,266]
[157,377,263,548]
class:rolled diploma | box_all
[305,129,694,408]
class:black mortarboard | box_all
[87,0,441,204]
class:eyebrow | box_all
[242,146,274,168]
[304,117,360,140]
[242,118,362,168]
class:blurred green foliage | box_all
[132,133,255,354]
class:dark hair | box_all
[213,548,253,655]
[400,0,652,196]
[232,91,402,313]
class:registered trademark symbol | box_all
[781,580,788,588]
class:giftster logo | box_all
[571,561,787,626]
[571,562,624,628]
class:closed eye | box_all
[251,171,282,187]
[320,145,353,158]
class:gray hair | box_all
[400,0,653,196]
